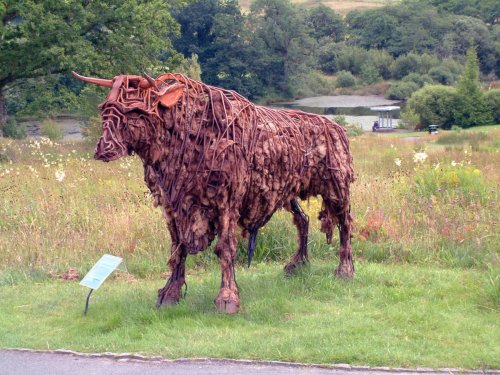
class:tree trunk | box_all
[0,89,6,137]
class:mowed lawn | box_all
[0,261,498,369]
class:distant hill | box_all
[239,0,400,14]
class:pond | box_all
[20,116,83,141]
[276,95,403,131]
[20,95,403,140]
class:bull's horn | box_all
[140,73,157,89]
[71,71,113,88]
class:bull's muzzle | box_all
[94,136,127,162]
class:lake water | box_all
[277,95,403,131]
[20,95,402,140]
[20,116,83,141]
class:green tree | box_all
[454,48,493,127]
[0,0,180,130]
[441,16,497,75]
[419,0,500,25]
[485,89,500,124]
[386,81,419,100]
[336,45,369,75]
[306,5,345,42]
[407,84,459,129]
[204,4,265,98]
[249,0,315,95]
[346,3,449,57]
[360,64,382,84]
[172,0,266,98]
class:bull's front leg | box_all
[157,243,188,307]
[214,210,240,314]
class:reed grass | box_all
[0,126,498,281]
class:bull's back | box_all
[239,106,352,229]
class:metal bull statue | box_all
[73,71,355,313]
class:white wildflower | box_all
[451,160,457,167]
[394,158,402,167]
[413,151,428,164]
[55,170,66,182]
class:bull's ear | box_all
[158,85,184,108]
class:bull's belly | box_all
[238,170,303,230]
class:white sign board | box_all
[80,254,123,290]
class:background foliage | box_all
[1,0,499,130]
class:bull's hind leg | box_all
[157,243,188,307]
[319,200,354,278]
[284,199,309,276]
[214,210,240,314]
[335,209,355,278]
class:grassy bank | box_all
[0,262,499,368]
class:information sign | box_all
[80,254,123,290]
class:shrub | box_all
[40,119,64,141]
[485,89,500,124]
[398,108,420,129]
[386,81,419,100]
[428,66,455,85]
[406,84,459,129]
[336,45,368,75]
[335,71,356,88]
[402,73,433,87]
[391,53,420,79]
[2,117,27,139]
[360,63,382,84]
[391,53,439,80]
[333,115,363,136]
[177,53,202,81]
[366,49,394,79]
[333,115,348,126]
[291,71,336,97]
[345,123,364,137]
[316,41,339,74]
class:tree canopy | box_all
[1,0,499,131]
[0,0,181,126]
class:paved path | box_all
[1,350,497,375]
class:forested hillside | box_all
[1,0,498,130]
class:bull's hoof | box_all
[214,289,240,314]
[156,297,179,308]
[284,259,308,277]
[156,285,182,308]
[335,260,355,279]
[215,299,240,314]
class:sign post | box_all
[80,254,123,316]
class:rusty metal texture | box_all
[73,71,355,313]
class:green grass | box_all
[0,261,498,368]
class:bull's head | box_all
[72,71,184,162]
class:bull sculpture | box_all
[73,71,355,313]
